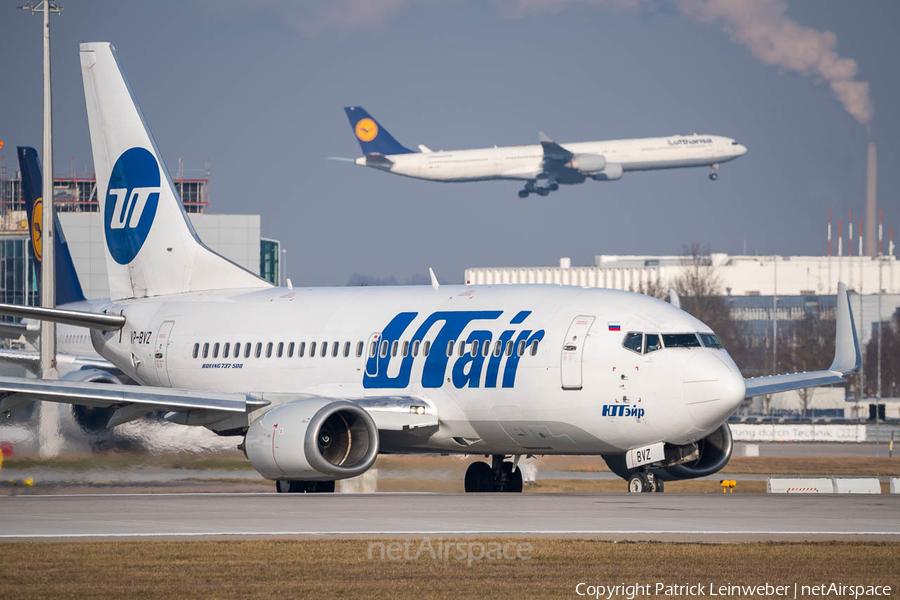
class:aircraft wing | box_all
[538,132,574,161]
[0,321,28,341]
[0,375,270,427]
[0,348,121,376]
[743,282,860,397]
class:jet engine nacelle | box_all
[60,368,122,432]
[244,398,379,481]
[591,163,623,181]
[567,153,606,174]
[602,422,733,482]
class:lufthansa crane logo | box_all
[30,198,43,262]
[104,147,162,265]
[355,118,378,142]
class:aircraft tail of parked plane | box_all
[344,106,414,156]
[79,43,269,300]
[18,146,86,306]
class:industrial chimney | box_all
[865,142,877,257]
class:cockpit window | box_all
[662,333,701,348]
[644,333,662,353]
[699,333,723,349]
[623,332,642,354]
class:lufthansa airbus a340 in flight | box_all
[339,106,748,197]
[0,43,852,494]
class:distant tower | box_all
[866,143,877,257]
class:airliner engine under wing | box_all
[0,43,854,494]
[341,106,748,198]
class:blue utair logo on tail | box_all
[344,106,414,156]
[105,147,161,265]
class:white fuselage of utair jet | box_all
[342,106,747,198]
[0,42,856,495]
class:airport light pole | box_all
[21,0,63,456]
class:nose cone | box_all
[682,352,746,431]
[736,144,748,156]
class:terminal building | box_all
[0,165,281,304]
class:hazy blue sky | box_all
[1,0,897,285]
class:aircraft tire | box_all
[501,462,523,493]
[709,173,718,181]
[465,461,494,492]
[627,472,650,493]
[518,190,529,198]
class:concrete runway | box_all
[1,492,898,542]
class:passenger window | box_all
[412,340,420,357]
[266,342,273,358]
[482,340,490,357]
[380,340,388,358]
[321,342,328,357]
[645,334,662,354]
[517,340,526,356]
[368,341,376,358]
[471,341,479,357]
[623,332,643,354]
[391,340,399,357]
[310,342,317,357]
[223,343,230,358]
[357,341,364,357]
[192,343,199,359]
[255,343,262,358]
[288,342,294,358]
[299,342,306,357]
[446,340,455,357]
[276,342,283,358]
[244,343,251,359]
[234,342,241,357]
[530,340,539,356]
[505,340,513,357]
[423,340,431,357]
[202,343,209,359]
[494,340,502,357]
[402,341,409,357]
[344,342,351,357]
[213,343,220,358]
[458,340,466,357]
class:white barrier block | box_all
[767,478,834,493]
[833,478,881,494]
[891,478,900,494]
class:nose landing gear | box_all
[627,471,664,493]
[709,164,719,181]
[464,455,524,492]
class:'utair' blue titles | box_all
[363,310,545,389]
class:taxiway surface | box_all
[1,493,897,542]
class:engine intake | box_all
[244,398,379,481]
[61,368,121,432]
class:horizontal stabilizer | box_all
[744,282,860,397]
[0,303,125,331]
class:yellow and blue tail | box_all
[344,106,414,156]
[17,146,86,306]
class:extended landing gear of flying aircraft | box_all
[709,164,719,181]
[464,456,524,493]
[518,179,558,198]
[276,479,336,493]
[627,471,664,493]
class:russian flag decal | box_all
[608,323,621,331]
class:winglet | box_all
[668,288,681,309]
[538,132,552,143]
[429,267,440,291]
[829,282,861,374]
[538,132,573,160]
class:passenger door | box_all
[560,315,595,390]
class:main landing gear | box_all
[627,471,664,493]
[518,179,558,198]
[276,479,336,493]
[464,455,524,493]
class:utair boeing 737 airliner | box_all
[340,106,748,198]
[0,43,855,493]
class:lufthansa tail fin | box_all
[79,43,270,300]
[17,146,86,306]
[344,106,414,156]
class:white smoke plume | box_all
[674,0,872,127]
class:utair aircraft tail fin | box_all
[344,106,414,156]
[79,43,270,300]
[17,146,86,306]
